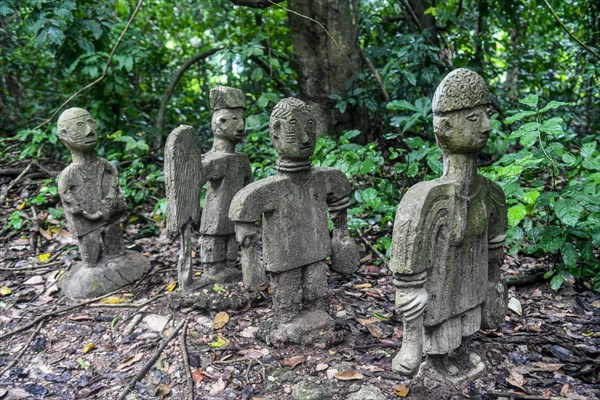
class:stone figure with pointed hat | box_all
[229,97,359,346]
[56,107,151,298]
[389,68,507,381]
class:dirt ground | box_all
[1,162,599,400]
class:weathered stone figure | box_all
[199,86,252,282]
[390,69,507,381]
[164,125,203,291]
[229,97,359,345]
[56,107,151,298]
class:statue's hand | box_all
[82,210,103,221]
[331,233,359,275]
[396,287,428,321]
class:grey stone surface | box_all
[389,69,508,379]
[199,86,251,285]
[56,108,150,298]
[230,97,359,345]
[164,125,203,290]
[291,380,330,400]
[346,385,386,400]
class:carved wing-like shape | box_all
[164,125,203,233]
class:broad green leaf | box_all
[539,101,567,113]
[523,190,540,205]
[540,117,564,137]
[507,203,527,226]
[561,153,577,166]
[554,198,583,227]
[406,163,419,178]
[386,100,417,112]
[519,94,539,109]
[561,243,578,267]
[505,110,536,124]
[510,122,538,138]
[582,157,600,171]
[581,142,596,159]
[549,274,563,290]
[520,129,538,147]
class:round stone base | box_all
[58,250,151,298]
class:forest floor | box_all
[0,160,599,400]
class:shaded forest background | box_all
[1,0,599,291]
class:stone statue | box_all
[56,107,151,298]
[389,69,507,381]
[198,86,252,283]
[164,125,203,291]
[229,97,359,345]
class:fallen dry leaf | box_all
[212,311,230,330]
[315,363,328,372]
[354,283,372,289]
[334,370,364,381]
[508,297,522,316]
[82,343,95,354]
[360,253,373,263]
[155,383,171,399]
[23,275,44,285]
[165,281,177,292]
[0,286,12,296]
[591,300,600,309]
[506,369,527,391]
[282,355,305,369]
[117,353,143,371]
[209,378,226,396]
[394,384,410,397]
[101,297,125,304]
[192,369,205,383]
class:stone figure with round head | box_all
[56,107,151,298]
[389,69,507,381]
[229,97,359,346]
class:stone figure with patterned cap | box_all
[56,107,151,298]
[229,97,359,346]
[198,85,253,283]
[389,69,507,381]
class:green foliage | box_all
[483,95,600,291]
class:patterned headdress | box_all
[57,107,91,127]
[432,69,490,114]
[270,97,310,120]
[209,86,246,111]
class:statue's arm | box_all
[235,221,266,290]
[104,162,126,219]
[58,170,102,221]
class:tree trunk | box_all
[286,0,366,136]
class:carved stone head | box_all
[210,86,246,144]
[57,107,98,153]
[269,98,317,161]
[432,69,493,155]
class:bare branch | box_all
[153,47,223,150]
[358,46,390,102]
[249,55,294,97]
[542,0,600,61]
[230,0,284,8]
[32,0,144,131]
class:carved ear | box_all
[57,128,67,139]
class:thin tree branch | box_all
[230,0,284,8]
[0,162,32,204]
[356,229,389,269]
[32,0,144,131]
[0,321,44,378]
[358,46,390,102]
[154,47,223,150]
[249,55,294,97]
[541,0,600,61]
[180,319,194,400]
[266,0,341,51]
[117,318,187,400]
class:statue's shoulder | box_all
[229,175,286,221]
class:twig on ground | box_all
[503,271,547,287]
[0,162,33,204]
[0,289,123,340]
[122,305,149,336]
[358,367,406,381]
[116,318,187,400]
[29,206,39,256]
[356,229,389,269]
[89,293,166,308]
[0,321,44,378]
[0,260,63,271]
[180,319,194,400]
[485,391,568,400]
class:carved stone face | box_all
[433,105,493,154]
[58,112,98,152]
[271,108,317,160]
[211,108,245,143]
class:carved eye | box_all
[219,118,227,123]
[306,119,315,125]
[487,108,494,117]
[77,121,84,127]
[289,118,298,125]
[88,119,96,125]
[466,114,478,122]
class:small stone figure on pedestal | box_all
[390,69,507,382]
[229,97,359,346]
[199,86,252,283]
[56,108,151,298]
